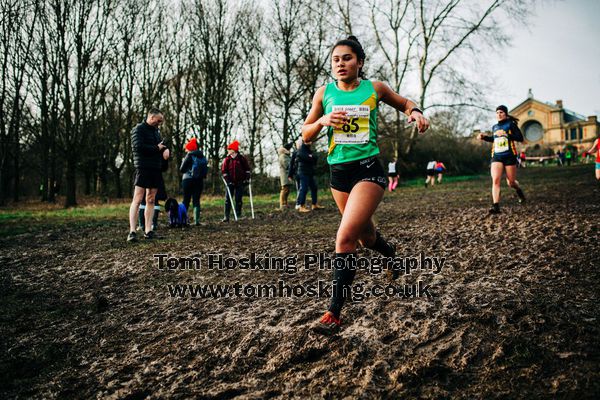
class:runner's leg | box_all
[336,182,384,253]
[491,162,504,204]
[505,165,520,190]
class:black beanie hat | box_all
[496,105,508,114]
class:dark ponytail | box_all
[332,36,366,78]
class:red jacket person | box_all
[221,140,251,221]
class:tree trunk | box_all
[64,156,77,207]
[12,131,19,202]
[84,167,91,195]
[41,145,49,201]
[114,168,122,198]
[48,138,57,202]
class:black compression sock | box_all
[516,188,525,201]
[366,231,395,257]
[328,253,357,318]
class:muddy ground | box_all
[1,165,599,399]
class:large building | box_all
[510,90,599,151]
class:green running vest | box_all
[322,80,379,165]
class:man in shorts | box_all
[127,108,170,242]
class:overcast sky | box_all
[489,0,600,117]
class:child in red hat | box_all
[221,140,251,221]
[180,137,208,225]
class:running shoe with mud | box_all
[312,311,341,335]
[367,231,398,281]
[516,188,526,204]
[379,239,398,281]
[385,242,399,281]
[489,203,501,214]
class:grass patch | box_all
[0,165,594,238]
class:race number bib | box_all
[332,105,370,144]
[494,137,509,153]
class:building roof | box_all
[563,109,586,122]
[510,97,586,123]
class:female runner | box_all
[478,105,526,213]
[301,36,429,333]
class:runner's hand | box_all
[319,111,348,129]
[477,133,485,141]
[408,111,429,133]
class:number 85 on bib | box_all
[332,105,370,144]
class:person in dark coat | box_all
[295,139,324,212]
[288,141,301,206]
[180,137,208,225]
[221,140,251,222]
[127,108,169,242]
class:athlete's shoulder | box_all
[371,81,393,101]
[313,85,327,101]
[370,80,388,91]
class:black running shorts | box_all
[426,169,436,177]
[330,156,387,193]
[134,168,162,189]
[491,154,517,166]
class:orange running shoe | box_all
[312,311,341,335]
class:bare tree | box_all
[369,0,416,160]
[161,2,194,184]
[42,0,117,206]
[407,0,529,153]
[0,0,39,204]
[187,0,245,191]
[236,8,269,173]
[28,0,66,202]
[336,0,356,35]
[265,0,309,145]
[367,0,530,156]
[297,2,333,119]
[106,0,148,198]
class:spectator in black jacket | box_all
[127,108,170,242]
[288,140,301,204]
[180,137,208,225]
[295,140,324,212]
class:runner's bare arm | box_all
[585,139,598,154]
[302,86,348,143]
[373,81,429,133]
